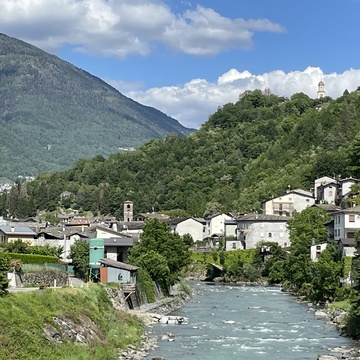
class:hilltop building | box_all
[317,80,326,99]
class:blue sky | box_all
[2,0,360,128]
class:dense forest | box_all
[1,87,360,218]
[0,33,192,182]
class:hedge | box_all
[6,253,58,264]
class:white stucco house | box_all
[338,177,360,198]
[333,205,360,241]
[262,189,314,217]
[233,214,290,250]
[167,217,205,242]
[316,182,338,204]
[310,242,328,262]
[204,213,232,238]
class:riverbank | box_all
[118,289,192,360]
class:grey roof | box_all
[99,258,138,271]
[339,177,360,183]
[225,219,237,225]
[339,238,356,247]
[193,217,206,224]
[290,189,314,197]
[333,206,360,214]
[204,213,223,220]
[96,225,131,237]
[312,204,341,212]
[0,225,37,235]
[35,226,96,239]
[103,237,134,247]
[234,214,289,222]
[167,217,190,225]
[134,213,170,220]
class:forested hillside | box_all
[0,33,192,181]
[1,88,360,218]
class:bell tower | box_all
[317,80,325,99]
[123,201,133,222]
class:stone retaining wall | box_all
[20,270,68,287]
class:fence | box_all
[22,263,74,275]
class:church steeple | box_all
[317,80,325,99]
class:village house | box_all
[337,177,360,207]
[99,258,138,284]
[314,176,336,202]
[133,212,170,222]
[0,225,37,245]
[95,224,134,262]
[262,189,314,216]
[204,213,232,238]
[232,214,290,250]
[333,205,360,241]
[167,217,205,242]
[310,242,328,262]
[35,225,95,262]
[224,219,237,239]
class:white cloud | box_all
[123,67,360,129]
[0,0,285,57]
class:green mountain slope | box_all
[0,33,193,181]
[2,89,360,218]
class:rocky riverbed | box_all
[118,291,192,360]
[302,301,360,360]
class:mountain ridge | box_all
[0,33,194,181]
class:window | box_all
[329,190,333,196]
[232,242,236,249]
[347,232,355,238]
[203,227,206,233]
[0,235,5,242]
[127,204,131,209]
[284,243,287,247]
[316,245,321,250]
[306,199,310,202]
[349,215,355,222]
[279,204,283,210]
[268,233,272,238]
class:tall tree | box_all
[347,232,360,338]
[69,239,89,280]
[129,219,191,292]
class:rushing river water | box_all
[146,283,357,360]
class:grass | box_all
[328,299,351,312]
[0,285,145,359]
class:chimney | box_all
[112,223,118,232]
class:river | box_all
[146,283,357,359]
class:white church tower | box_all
[317,80,325,99]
